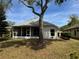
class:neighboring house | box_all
[11,18,61,39]
[63,24,79,39]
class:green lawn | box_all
[0,39,79,59]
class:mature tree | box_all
[19,0,66,44]
[68,15,79,26]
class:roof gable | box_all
[13,18,58,29]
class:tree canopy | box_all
[0,5,9,37]
[0,0,12,10]
[60,15,79,30]
[19,0,66,17]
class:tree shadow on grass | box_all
[69,52,78,59]
[0,38,66,50]
[0,49,3,52]
[29,39,54,50]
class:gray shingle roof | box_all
[13,18,59,29]
[13,18,38,26]
[64,24,79,30]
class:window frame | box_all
[50,29,55,36]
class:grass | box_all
[0,38,79,59]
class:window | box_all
[74,30,76,36]
[50,29,55,36]
[58,33,59,37]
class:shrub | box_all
[0,37,8,41]
[70,52,78,59]
[61,32,71,40]
[0,33,11,41]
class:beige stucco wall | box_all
[43,26,60,39]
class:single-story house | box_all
[10,18,61,39]
[63,24,79,39]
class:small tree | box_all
[19,0,66,44]
[0,5,8,37]
[0,0,12,38]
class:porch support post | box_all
[11,27,14,38]
[30,27,31,37]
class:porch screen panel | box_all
[31,27,39,36]
[26,27,30,36]
[22,27,26,36]
[14,27,21,36]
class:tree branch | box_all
[19,0,40,16]
[6,0,12,9]
[0,0,12,9]
[41,0,49,15]
[40,0,43,11]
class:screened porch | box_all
[12,26,39,39]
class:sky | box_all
[6,0,79,27]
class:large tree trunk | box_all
[38,15,44,43]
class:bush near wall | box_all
[0,33,11,41]
[61,33,71,40]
